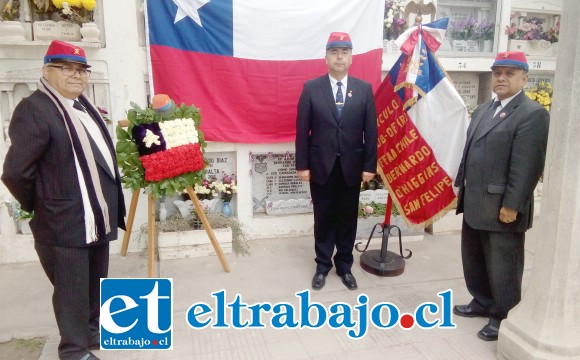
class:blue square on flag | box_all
[100,278,173,350]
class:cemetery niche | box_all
[251,152,312,215]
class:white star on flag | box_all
[172,0,210,27]
[143,129,161,148]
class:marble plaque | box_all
[359,189,389,204]
[449,72,479,108]
[265,199,313,215]
[204,152,236,180]
[526,75,555,90]
[251,152,310,214]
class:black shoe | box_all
[340,273,358,290]
[311,273,326,290]
[477,323,499,341]
[453,304,488,318]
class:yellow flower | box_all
[82,0,96,11]
[66,0,82,7]
[526,81,553,111]
[52,0,64,8]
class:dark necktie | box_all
[73,100,86,112]
[484,100,501,120]
[336,81,344,116]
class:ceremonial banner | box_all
[375,19,468,226]
[145,0,383,143]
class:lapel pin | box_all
[500,112,506,118]
[347,91,352,98]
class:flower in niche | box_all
[526,81,553,111]
[52,0,95,24]
[216,173,237,202]
[96,106,111,123]
[450,17,479,40]
[383,0,407,40]
[194,178,219,201]
[477,19,495,41]
[1,0,20,21]
[506,16,559,42]
[12,202,34,220]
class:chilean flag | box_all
[375,19,469,226]
[145,0,383,143]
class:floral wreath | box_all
[115,95,207,198]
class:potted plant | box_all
[214,173,237,217]
[0,0,27,41]
[449,17,479,52]
[505,16,554,56]
[30,0,57,20]
[31,0,98,41]
[56,0,100,42]
[382,0,407,53]
[477,19,495,52]
[193,177,221,213]
[525,81,553,112]
[12,202,34,235]
[542,21,560,56]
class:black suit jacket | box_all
[455,91,549,232]
[2,90,126,247]
[295,75,377,186]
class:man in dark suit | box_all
[2,40,125,360]
[454,51,550,341]
[295,32,377,291]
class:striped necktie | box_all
[336,81,344,116]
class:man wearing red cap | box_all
[295,32,377,291]
[2,40,126,360]
[454,51,550,341]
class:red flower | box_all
[141,143,203,182]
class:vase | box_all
[465,40,479,52]
[80,22,100,43]
[508,39,527,53]
[222,201,233,217]
[0,20,27,41]
[382,39,399,54]
[452,40,467,52]
[526,40,552,56]
[482,39,493,53]
[17,219,32,235]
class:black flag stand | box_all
[355,223,413,276]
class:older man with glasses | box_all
[2,40,126,360]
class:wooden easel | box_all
[117,120,231,277]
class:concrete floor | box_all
[0,229,538,359]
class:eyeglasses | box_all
[47,65,91,78]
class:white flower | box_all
[62,2,72,15]
[159,118,199,149]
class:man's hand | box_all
[297,170,311,181]
[499,206,518,223]
[362,172,375,183]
